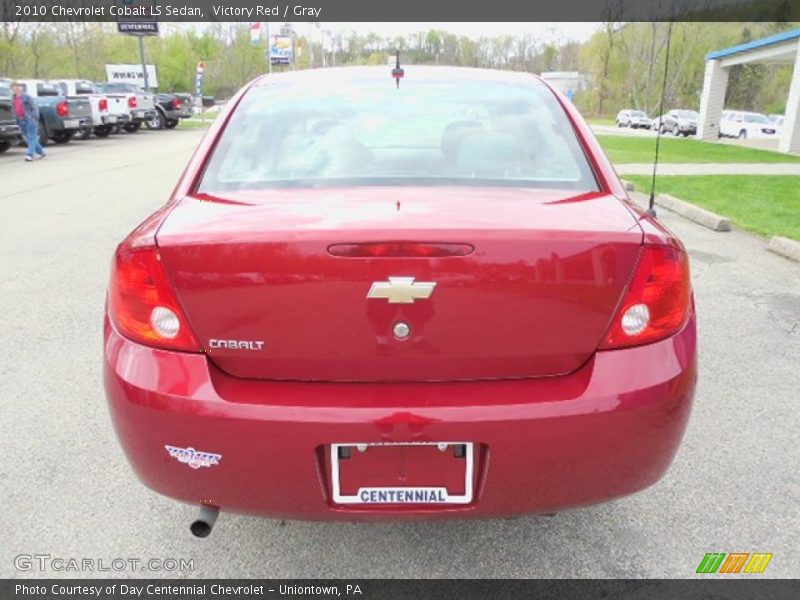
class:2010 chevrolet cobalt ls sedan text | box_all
[104,66,696,533]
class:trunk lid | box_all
[156,187,643,382]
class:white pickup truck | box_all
[51,79,127,138]
[98,82,157,133]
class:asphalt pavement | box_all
[0,130,798,578]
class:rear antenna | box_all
[391,50,404,89]
[648,20,674,218]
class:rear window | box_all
[744,113,769,124]
[75,82,95,94]
[198,74,598,192]
[630,111,646,117]
[37,84,60,97]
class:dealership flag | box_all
[195,61,205,97]
[250,22,262,47]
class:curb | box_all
[623,181,732,232]
[654,194,732,232]
[767,236,800,262]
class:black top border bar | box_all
[2,0,800,22]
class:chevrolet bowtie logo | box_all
[367,277,437,304]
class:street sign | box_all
[117,22,159,36]
[106,63,159,88]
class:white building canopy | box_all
[698,29,800,153]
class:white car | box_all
[768,115,785,136]
[616,109,651,129]
[720,111,778,139]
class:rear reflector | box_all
[328,242,474,258]
[108,245,200,352]
[600,245,691,349]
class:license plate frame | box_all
[330,441,474,505]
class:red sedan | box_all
[104,67,696,535]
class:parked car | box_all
[148,93,192,130]
[104,67,696,530]
[768,114,785,136]
[720,111,778,139]
[616,109,651,129]
[51,79,132,138]
[660,109,699,136]
[650,114,665,131]
[98,82,156,133]
[16,79,92,144]
[0,80,22,153]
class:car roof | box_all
[251,65,547,90]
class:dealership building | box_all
[698,28,800,154]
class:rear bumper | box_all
[0,121,20,140]
[104,313,697,521]
[163,108,192,120]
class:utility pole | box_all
[266,22,273,74]
[138,35,149,90]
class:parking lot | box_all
[0,129,798,578]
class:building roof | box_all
[707,28,800,60]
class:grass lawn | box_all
[626,175,800,241]
[586,117,617,127]
[597,135,800,164]
[178,119,213,129]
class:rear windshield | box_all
[75,82,94,94]
[744,113,769,124]
[37,84,60,97]
[198,75,598,192]
[630,111,646,117]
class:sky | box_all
[178,22,602,44]
[311,22,601,42]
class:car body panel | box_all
[157,188,643,381]
[104,308,696,519]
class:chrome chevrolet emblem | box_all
[367,277,437,304]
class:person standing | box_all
[11,82,46,162]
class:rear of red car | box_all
[104,67,696,527]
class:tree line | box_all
[1,21,796,115]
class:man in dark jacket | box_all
[11,82,45,162]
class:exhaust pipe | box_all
[190,506,219,538]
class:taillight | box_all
[600,245,691,349]
[56,101,69,117]
[108,245,201,352]
[99,98,108,112]
[128,96,137,109]
[173,97,181,108]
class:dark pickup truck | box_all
[147,92,193,130]
[18,79,92,144]
[0,81,22,153]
